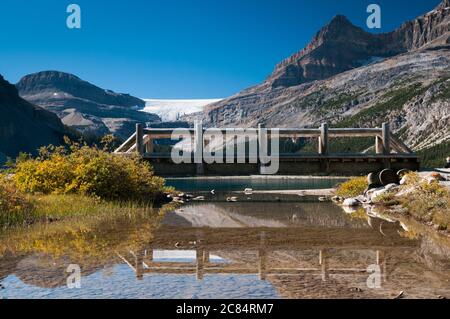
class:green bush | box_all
[13,142,167,201]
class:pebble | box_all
[244,188,253,195]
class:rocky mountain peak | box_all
[265,2,450,89]
[16,71,160,139]
[17,71,145,108]
[436,0,450,10]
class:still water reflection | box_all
[0,197,449,299]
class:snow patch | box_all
[141,99,222,121]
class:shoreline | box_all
[165,175,352,180]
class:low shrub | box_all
[399,174,450,231]
[0,175,35,228]
[335,177,368,198]
[13,142,167,202]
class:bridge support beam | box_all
[382,122,391,155]
[318,123,329,155]
[194,122,204,175]
[319,123,330,173]
[382,122,391,168]
[136,123,144,155]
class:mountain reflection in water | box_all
[0,200,449,299]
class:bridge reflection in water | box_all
[118,206,417,284]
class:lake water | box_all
[165,177,347,192]
[1,178,449,299]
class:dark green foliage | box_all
[418,141,450,168]
[337,83,426,128]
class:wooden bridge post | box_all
[382,122,391,168]
[145,126,154,155]
[136,123,144,155]
[258,123,267,174]
[258,231,267,281]
[135,249,144,281]
[319,123,330,173]
[196,248,205,280]
[194,122,204,175]
[375,136,383,154]
[318,123,329,155]
[382,123,391,155]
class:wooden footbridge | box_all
[114,122,419,176]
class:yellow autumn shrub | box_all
[0,174,35,228]
[13,143,166,201]
[335,176,368,198]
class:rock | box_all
[384,183,400,191]
[172,197,185,204]
[427,172,445,182]
[193,196,205,201]
[244,188,253,195]
[226,197,238,202]
[343,198,361,207]
[342,206,360,214]
[399,176,408,185]
[318,197,328,202]
[331,196,344,203]
[370,188,390,202]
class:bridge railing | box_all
[114,122,415,158]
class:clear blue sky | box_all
[0,0,442,99]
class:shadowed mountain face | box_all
[200,1,450,154]
[16,71,161,140]
[0,75,66,159]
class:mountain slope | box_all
[266,1,450,89]
[0,74,66,160]
[200,1,450,154]
[16,71,161,139]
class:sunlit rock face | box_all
[202,1,450,151]
[266,1,450,89]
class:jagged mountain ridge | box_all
[0,74,66,159]
[17,71,161,139]
[267,0,450,89]
[199,0,450,152]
